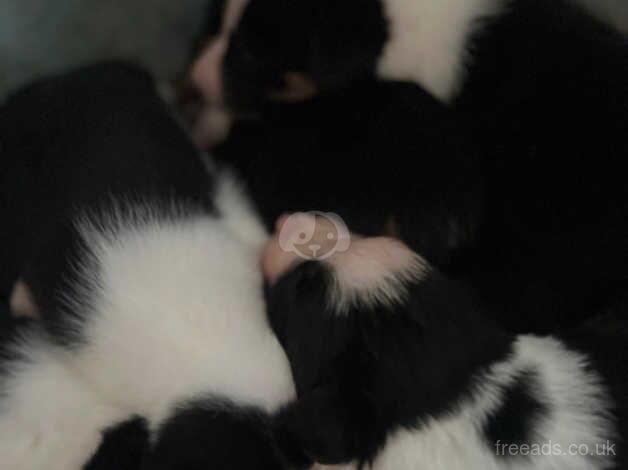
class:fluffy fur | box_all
[0,63,298,469]
[265,236,627,469]
[213,81,482,271]
[190,0,628,334]
[376,0,501,101]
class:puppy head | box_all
[190,0,388,112]
[264,215,514,465]
[263,213,428,393]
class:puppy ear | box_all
[268,72,318,102]
[274,382,372,465]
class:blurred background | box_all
[0,0,626,100]
[0,0,208,98]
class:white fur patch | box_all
[368,335,616,470]
[213,168,269,250]
[71,201,292,429]
[0,334,129,470]
[377,0,502,102]
[326,237,429,313]
[0,175,294,466]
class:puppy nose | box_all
[309,244,321,256]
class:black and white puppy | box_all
[190,0,627,113]
[213,80,483,272]
[0,63,299,470]
[178,7,483,275]
[263,213,628,470]
[188,0,628,333]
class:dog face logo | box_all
[278,212,351,260]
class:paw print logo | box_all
[278,211,351,260]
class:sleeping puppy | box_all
[212,81,483,272]
[0,63,300,470]
[264,213,628,470]
[183,1,481,277]
[189,0,627,112]
[187,0,628,334]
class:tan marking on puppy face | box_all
[10,280,39,318]
[268,72,319,102]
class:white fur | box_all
[0,176,295,468]
[327,237,429,313]
[377,0,502,102]
[368,335,615,470]
[213,168,269,250]
[0,334,129,470]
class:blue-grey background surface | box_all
[0,0,208,98]
[0,0,626,100]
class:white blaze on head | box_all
[191,0,251,104]
[262,213,429,311]
[326,236,428,312]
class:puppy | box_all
[213,80,483,272]
[0,63,299,470]
[186,0,628,334]
[264,213,628,469]
[190,0,627,111]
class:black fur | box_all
[205,0,628,334]
[454,0,628,332]
[215,80,482,270]
[221,0,387,112]
[83,418,150,470]
[0,62,214,345]
[266,254,627,468]
[146,399,307,470]
[267,261,513,465]
[0,63,297,470]
[560,311,628,469]
[482,369,547,452]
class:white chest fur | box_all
[0,174,296,469]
